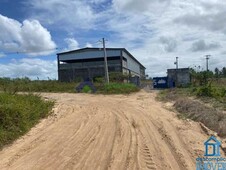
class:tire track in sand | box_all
[0,92,207,170]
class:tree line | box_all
[214,67,226,78]
[190,67,226,86]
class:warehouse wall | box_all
[57,48,145,82]
[122,51,140,76]
[59,50,121,61]
[58,58,121,82]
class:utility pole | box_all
[175,57,178,87]
[102,38,109,84]
[205,55,210,71]
[174,57,179,69]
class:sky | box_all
[0,0,226,79]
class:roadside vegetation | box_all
[0,93,54,149]
[158,67,226,137]
[0,73,141,148]
[98,83,139,94]
[0,77,77,93]
[0,72,140,94]
[94,72,140,94]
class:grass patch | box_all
[156,88,192,102]
[190,84,226,111]
[0,78,78,93]
[157,86,226,137]
[98,83,139,94]
[174,98,226,137]
[157,86,226,111]
[0,93,54,149]
[0,77,140,94]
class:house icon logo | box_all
[196,136,226,169]
[204,136,221,157]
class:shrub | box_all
[109,72,129,83]
[0,93,54,148]
[0,78,78,93]
[174,98,226,136]
[196,84,215,97]
[93,77,104,84]
[195,84,226,98]
[81,85,92,93]
[99,83,139,94]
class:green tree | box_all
[214,67,220,80]
[222,67,226,78]
[190,68,214,86]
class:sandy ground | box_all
[0,90,218,170]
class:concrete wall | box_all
[167,68,190,87]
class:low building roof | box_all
[167,68,190,71]
[57,47,146,69]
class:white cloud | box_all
[0,58,57,80]
[105,0,226,77]
[64,38,79,51]
[0,53,5,58]
[88,0,108,4]
[174,11,226,33]
[85,42,93,48]
[174,1,226,33]
[190,40,221,52]
[159,37,177,52]
[112,0,170,14]
[0,14,56,56]
[27,0,95,31]
[2,0,226,79]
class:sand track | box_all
[0,91,211,169]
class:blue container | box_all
[153,77,168,88]
[168,78,175,88]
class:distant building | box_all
[57,48,145,82]
[153,77,168,88]
[167,68,191,87]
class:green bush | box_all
[196,84,215,97]
[195,84,226,98]
[0,93,54,148]
[99,83,139,94]
[93,77,104,84]
[109,72,129,83]
[81,85,92,93]
[0,78,78,93]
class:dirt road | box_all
[0,91,212,169]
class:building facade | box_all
[57,48,145,82]
[167,68,191,87]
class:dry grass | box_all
[174,98,226,137]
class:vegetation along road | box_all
[0,90,222,170]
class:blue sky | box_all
[1,0,226,79]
